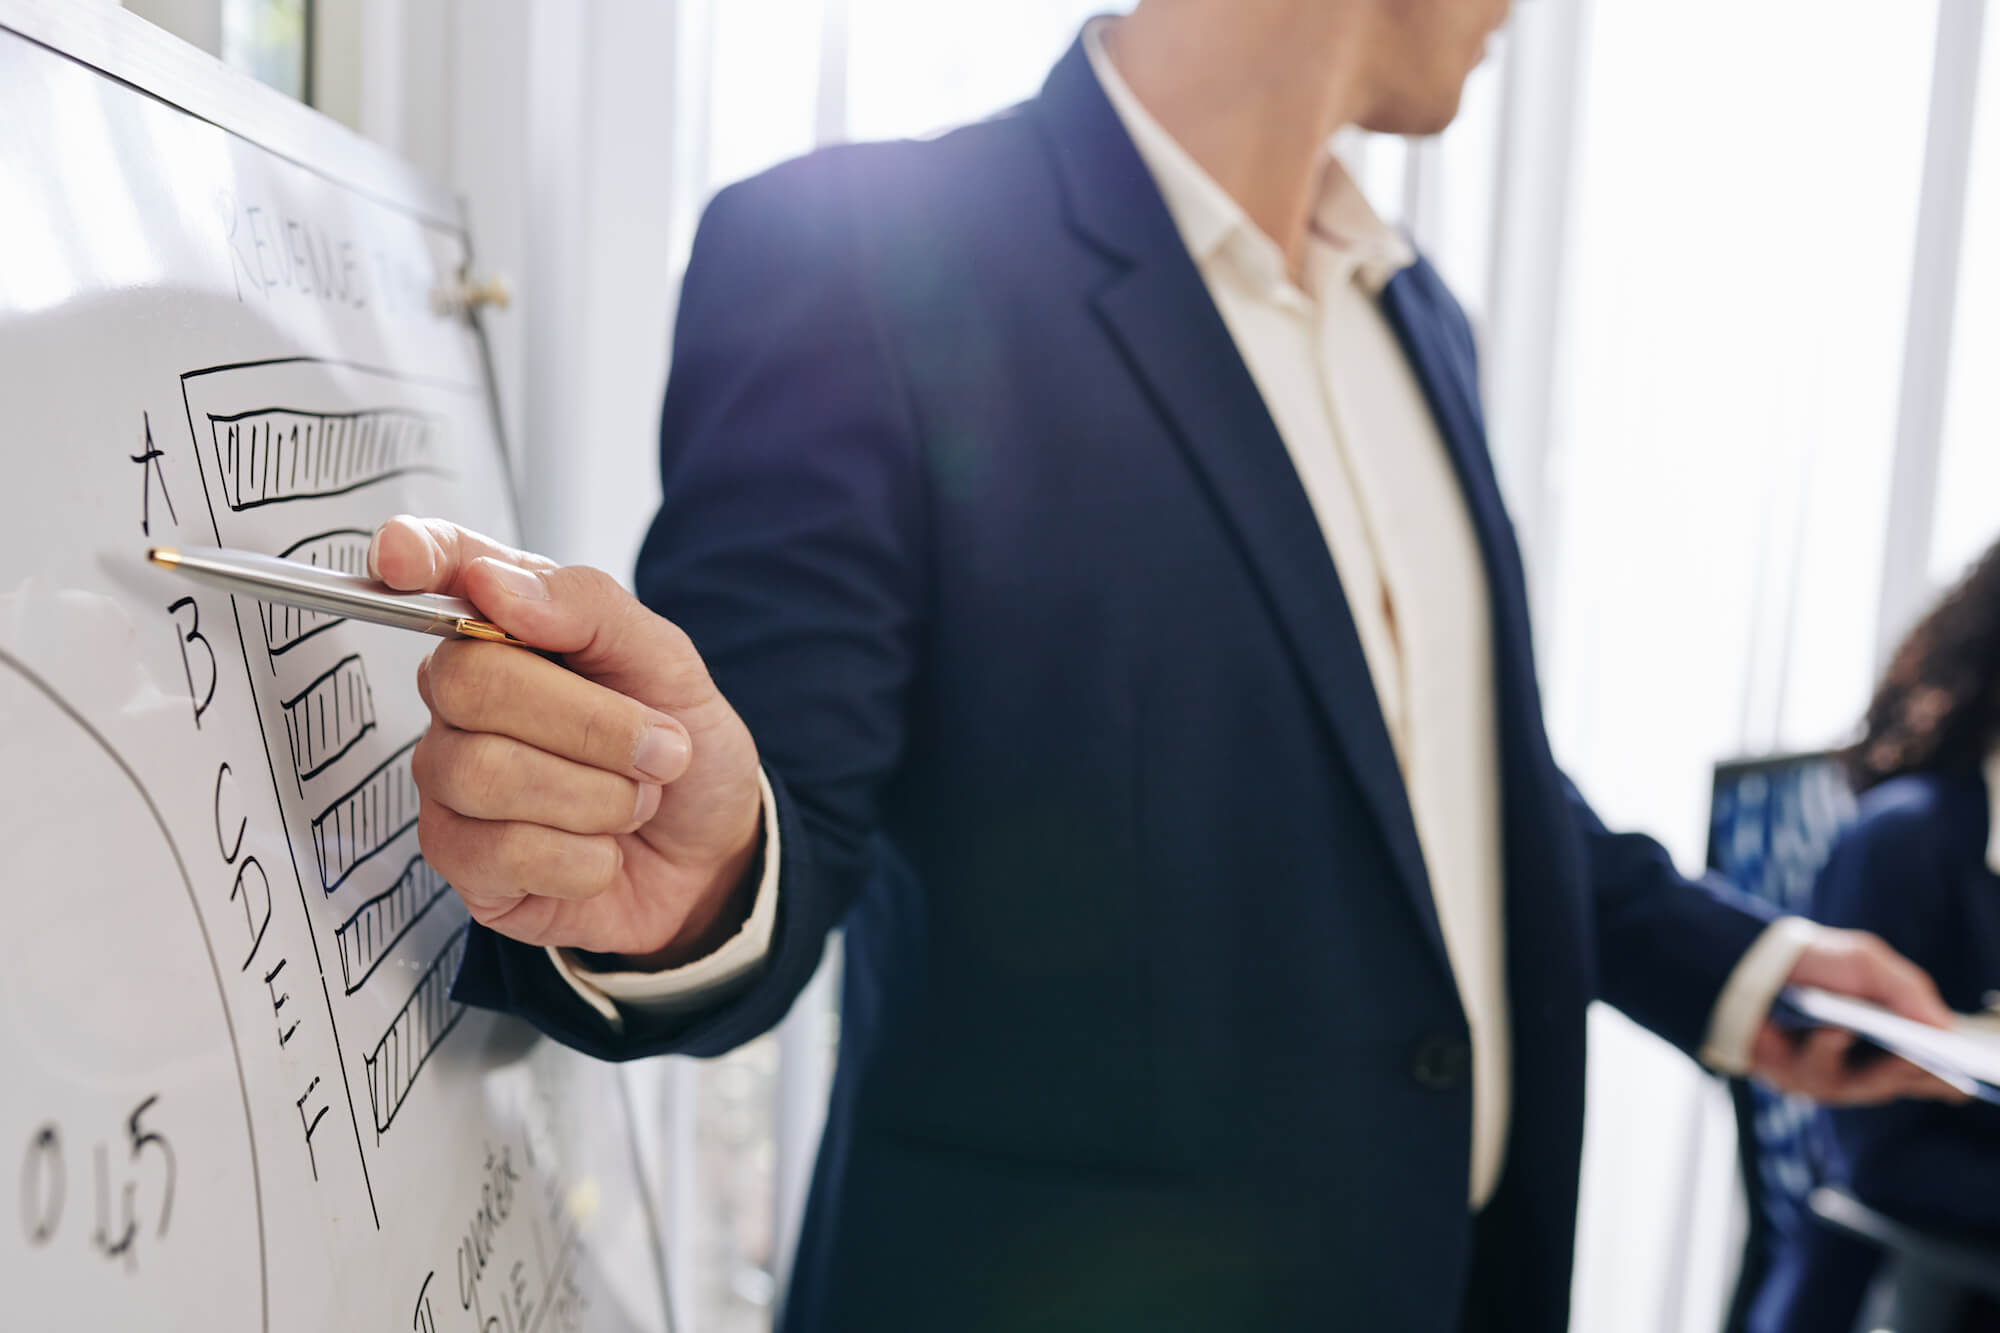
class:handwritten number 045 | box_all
[16,1098,174,1257]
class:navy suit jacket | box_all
[1815,771,2000,1231]
[455,36,1771,1332]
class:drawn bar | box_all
[311,737,420,894]
[209,406,445,511]
[332,855,452,995]
[282,654,377,782]
[363,925,468,1134]
[261,529,373,654]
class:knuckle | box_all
[546,564,615,611]
[493,818,541,871]
[463,733,519,810]
[575,697,630,767]
[462,895,512,928]
[578,838,622,899]
[423,643,470,718]
[416,805,463,877]
[660,617,696,660]
[409,728,438,791]
[426,642,495,725]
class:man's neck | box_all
[1103,2,1374,273]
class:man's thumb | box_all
[459,558,708,711]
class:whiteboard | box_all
[0,6,673,1331]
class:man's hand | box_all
[371,515,765,967]
[1749,927,1971,1105]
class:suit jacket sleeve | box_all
[452,153,928,1061]
[1406,255,1776,1061]
[1571,778,1776,1058]
[1814,788,2000,1232]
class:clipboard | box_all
[1774,985,2000,1105]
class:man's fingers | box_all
[1750,1021,1796,1076]
[1855,938,1956,1029]
[1792,927,1957,1029]
[453,560,718,711]
[1758,1027,1855,1098]
[1905,1067,1977,1104]
[412,722,662,835]
[419,641,693,783]
[372,518,722,717]
[1813,1054,1973,1106]
[1875,1062,1973,1104]
[1797,1028,1855,1090]
[1753,1020,1976,1104]
[368,515,556,595]
[417,797,623,903]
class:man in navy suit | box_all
[377,0,1960,1326]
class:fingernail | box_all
[634,726,689,781]
[485,560,548,601]
[366,526,384,580]
[633,783,663,826]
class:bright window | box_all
[845,0,1125,140]
[1929,10,2000,586]
[703,0,829,192]
[221,0,309,102]
[1547,4,1941,1327]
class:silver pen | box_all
[147,544,529,645]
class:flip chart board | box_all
[0,5,673,1330]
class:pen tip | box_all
[147,547,180,567]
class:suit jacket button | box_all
[1411,1036,1471,1091]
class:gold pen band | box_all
[454,618,530,646]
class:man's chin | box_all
[1359,93,1465,139]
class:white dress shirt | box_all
[555,17,1813,1208]
[1986,748,2000,874]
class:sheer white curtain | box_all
[1547,6,1944,1328]
[1931,3,2000,588]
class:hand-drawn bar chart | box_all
[310,737,420,893]
[281,653,377,785]
[263,529,373,656]
[363,925,468,1135]
[332,854,451,995]
[183,357,487,1178]
[208,406,446,511]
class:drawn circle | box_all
[0,652,264,1330]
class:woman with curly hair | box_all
[1763,535,2000,1332]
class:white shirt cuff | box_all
[1699,915,1822,1075]
[547,766,782,1030]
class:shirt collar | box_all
[1081,17,1414,299]
[1985,747,2000,874]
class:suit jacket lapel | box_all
[1377,262,1539,707]
[1030,40,1450,977]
